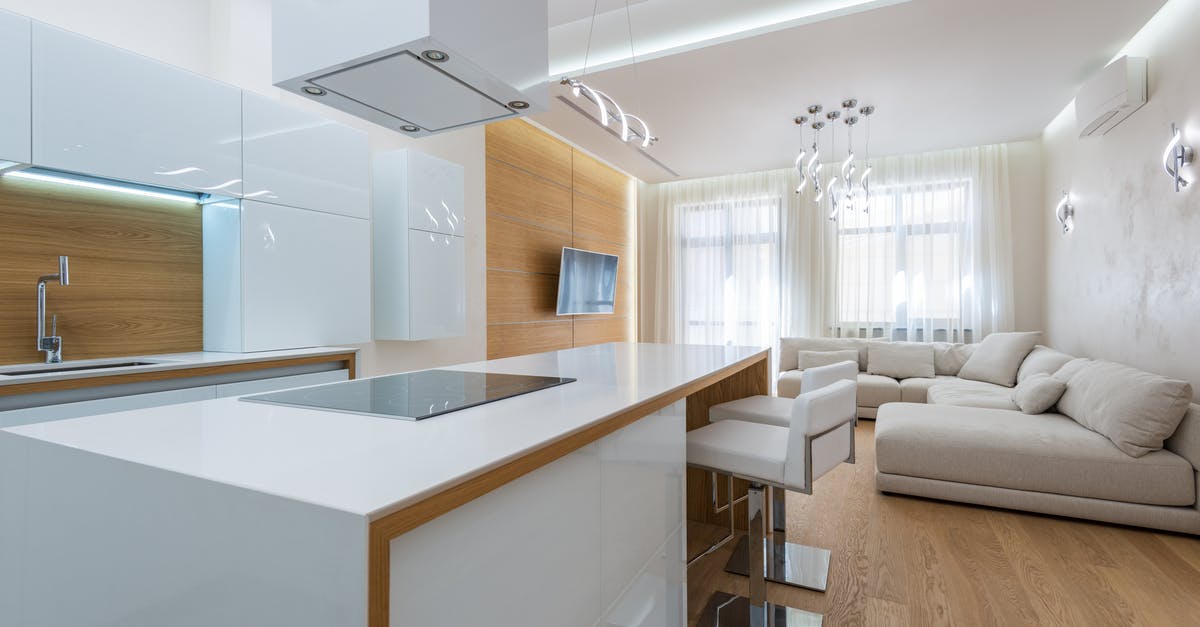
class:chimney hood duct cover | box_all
[272,0,548,137]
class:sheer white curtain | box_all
[638,168,829,348]
[638,144,1014,348]
[826,145,1013,341]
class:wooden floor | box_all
[685,421,1200,626]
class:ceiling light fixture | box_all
[561,0,657,148]
[400,124,420,133]
[421,50,449,63]
[1163,122,1193,192]
[302,86,326,96]
[792,100,877,219]
[507,100,530,110]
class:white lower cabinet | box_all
[0,9,31,165]
[204,199,371,352]
[0,386,216,429]
[213,369,348,398]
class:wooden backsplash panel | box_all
[485,119,636,359]
[0,176,202,365]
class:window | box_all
[835,179,974,342]
[677,197,781,348]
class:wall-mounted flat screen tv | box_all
[555,247,618,315]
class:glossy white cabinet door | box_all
[0,386,216,429]
[242,92,369,218]
[0,10,30,165]
[240,201,370,351]
[407,231,466,340]
[213,369,349,398]
[405,150,465,236]
[31,22,242,194]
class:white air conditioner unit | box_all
[1075,56,1147,137]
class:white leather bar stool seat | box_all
[709,360,857,428]
[687,420,788,484]
[688,379,857,626]
[703,360,858,591]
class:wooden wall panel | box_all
[573,150,633,208]
[486,159,572,232]
[486,215,570,275]
[572,192,628,244]
[484,120,572,187]
[486,321,574,360]
[486,271,560,324]
[0,177,202,365]
[486,120,636,360]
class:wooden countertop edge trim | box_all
[366,349,768,627]
[0,351,359,397]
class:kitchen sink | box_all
[0,360,169,377]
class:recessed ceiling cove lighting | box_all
[421,50,449,62]
[302,86,327,96]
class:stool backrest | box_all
[783,378,857,493]
[800,360,857,394]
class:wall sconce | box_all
[1055,191,1074,235]
[1163,123,1193,192]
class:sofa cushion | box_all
[1012,373,1067,414]
[777,370,804,398]
[899,376,961,403]
[932,342,977,376]
[875,403,1196,506]
[797,349,859,371]
[856,373,901,409]
[868,342,935,379]
[1052,357,1092,382]
[779,337,873,372]
[957,331,1042,387]
[1057,360,1194,458]
[927,380,1019,411]
[1016,345,1075,383]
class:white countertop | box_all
[0,346,358,388]
[2,343,765,519]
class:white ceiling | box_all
[533,0,1167,183]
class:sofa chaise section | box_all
[875,402,1200,534]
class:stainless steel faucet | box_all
[36,255,69,364]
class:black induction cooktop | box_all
[239,369,575,421]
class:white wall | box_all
[1041,0,1200,397]
[4,0,488,376]
[1006,139,1046,332]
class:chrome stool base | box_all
[724,535,832,592]
[696,592,823,627]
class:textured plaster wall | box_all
[1041,0,1200,397]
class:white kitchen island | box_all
[0,343,769,627]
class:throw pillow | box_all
[1056,360,1193,457]
[796,349,860,371]
[1011,373,1068,414]
[1052,357,1092,382]
[957,331,1042,387]
[867,342,935,379]
[1016,345,1075,383]
[932,342,977,376]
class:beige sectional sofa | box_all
[777,335,1200,534]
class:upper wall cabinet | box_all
[31,22,242,195]
[0,10,31,165]
[203,200,370,352]
[241,92,369,218]
[375,149,466,236]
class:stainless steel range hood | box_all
[272,0,548,137]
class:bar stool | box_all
[705,360,857,591]
[687,379,857,625]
